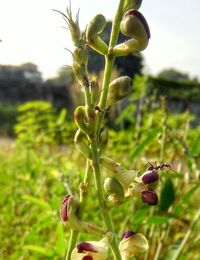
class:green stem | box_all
[90,139,122,260]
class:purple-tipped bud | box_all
[124,10,150,39]
[141,190,158,205]
[142,171,159,185]
[60,195,71,222]
[77,242,98,253]
[82,256,93,260]
[122,230,136,240]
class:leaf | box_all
[159,179,175,211]
[130,128,162,161]
[22,245,54,257]
[164,239,183,260]
[147,215,169,225]
[132,205,149,229]
[172,185,199,217]
[22,195,52,211]
[191,135,200,157]
[55,223,66,256]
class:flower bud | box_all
[71,237,109,260]
[60,194,104,235]
[141,190,158,205]
[119,231,149,257]
[86,14,108,55]
[74,47,88,67]
[72,63,89,86]
[113,10,150,56]
[141,171,159,185]
[74,106,89,135]
[90,80,100,104]
[104,177,125,202]
[107,76,132,106]
[123,0,142,12]
[74,129,92,159]
[60,195,79,224]
[99,129,109,153]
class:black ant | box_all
[147,162,171,171]
[95,106,104,114]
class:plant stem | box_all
[90,138,122,260]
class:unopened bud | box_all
[123,0,142,12]
[113,10,150,56]
[104,177,125,202]
[90,80,100,104]
[99,129,109,153]
[60,195,79,225]
[74,47,88,67]
[72,63,89,86]
[141,171,159,185]
[71,237,109,260]
[74,106,89,135]
[119,231,149,257]
[141,190,158,205]
[74,129,92,159]
[107,76,132,106]
[86,14,108,55]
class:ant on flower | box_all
[146,162,171,172]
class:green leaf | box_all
[159,179,175,211]
[22,245,54,257]
[191,135,200,157]
[130,128,162,161]
[172,185,199,217]
[22,195,52,211]
[147,215,169,225]
[164,239,183,260]
[55,223,66,255]
[132,205,149,229]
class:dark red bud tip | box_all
[141,190,158,205]
[77,242,98,253]
[125,9,151,39]
[142,172,159,184]
[122,230,136,240]
[82,256,93,260]
[60,195,71,222]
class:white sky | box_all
[0,0,200,80]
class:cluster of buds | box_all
[101,156,159,206]
[71,235,111,260]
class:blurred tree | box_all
[46,66,74,87]
[87,21,143,78]
[157,68,191,82]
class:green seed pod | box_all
[74,106,89,134]
[123,0,142,12]
[107,76,132,106]
[74,129,92,159]
[73,47,88,67]
[104,177,125,201]
[90,79,100,104]
[86,14,108,55]
[113,10,150,56]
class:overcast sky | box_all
[0,0,200,79]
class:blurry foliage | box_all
[0,102,17,135]
[14,101,75,149]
